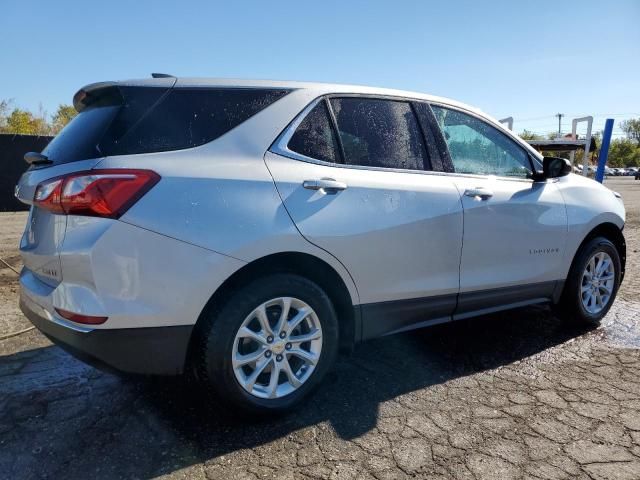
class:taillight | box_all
[34,169,160,218]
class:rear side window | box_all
[287,101,340,163]
[42,87,289,164]
[329,98,428,170]
[104,88,289,156]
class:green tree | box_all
[51,104,76,134]
[4,108,44,134]
[518,129,543,141]
[620,118,640,144]
[0,101,50,135]
[608,138,640,167]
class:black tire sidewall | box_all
[561,237,621,325]
[199,273,339,413]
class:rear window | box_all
[42,86,289,165]
[42,105,119,165]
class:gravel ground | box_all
[0,177,639,480]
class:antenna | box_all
[151,73,175,79]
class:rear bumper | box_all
[17,216,246,374]
[20,296,193,375]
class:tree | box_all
[3,108,49,135]
[51,104,76,134]
[0,99,12,131]
[0,99,76,136]
[518,129,542,141]
[620,118,640,144]
[608,139,640,167]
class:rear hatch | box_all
[15,78,175,287]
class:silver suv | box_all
[16,77,626,412]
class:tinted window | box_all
[101,86,169,143]
[431,105,531,177]
[103,88,289,156]
[287,101,339,163]
[42,106,119,165]
[42,87,288,163]
[329,98,428,170]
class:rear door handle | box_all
[303,179,347,193]
[464,187,494,200]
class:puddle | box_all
[597,299,640,348]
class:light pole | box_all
[556,113,564,138]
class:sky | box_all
[2,0,639,138]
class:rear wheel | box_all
[195,274,338,413]
[556,236,621,326]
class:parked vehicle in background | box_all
[15,77,627,413]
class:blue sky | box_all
[2,0,638,138]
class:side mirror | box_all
[531,156,572,181]
[543,156,572,179]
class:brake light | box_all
[34,169,160,218]
[55,308,108,325]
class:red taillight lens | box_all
[34,169,160,218]
[55,308,108,325]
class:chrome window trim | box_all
[269,93,536,183]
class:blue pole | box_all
[595,118,614,183]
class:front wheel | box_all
[556,236,621,326]
[194,273,339,414]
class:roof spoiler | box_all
[72,76,178,112]
[72,82,122,112]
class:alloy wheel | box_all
[580,251,615,314]
[232,297,323,399]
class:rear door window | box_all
[287,101,340,163]
[329,98,429,170]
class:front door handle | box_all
[464,187,494,200]
[303,179,347,194]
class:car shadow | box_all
[0,305,592,479]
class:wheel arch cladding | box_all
[187,252,357,364]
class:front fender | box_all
[556,174,625,279]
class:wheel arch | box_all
[583,222,626,280]
[568,222,626,284]
[189,252,359,364]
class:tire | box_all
[194,273,339,414]
[556,236,621,326]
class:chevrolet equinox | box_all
[16,76,626,412]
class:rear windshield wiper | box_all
[24,152,53,166]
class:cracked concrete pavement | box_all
[0,177,639,480]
